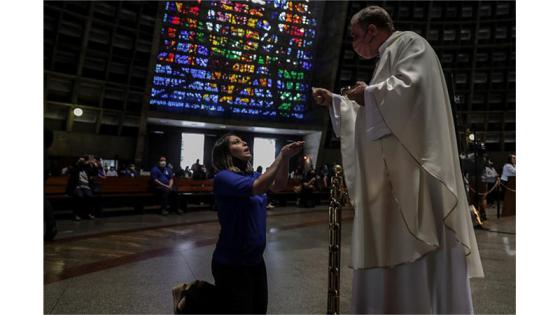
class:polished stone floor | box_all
[44,204,515,314]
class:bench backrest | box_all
[175,178,213,193]
[45,176,214,195]
[45,176,302,196]
[100,177,152,193]
[44,176,69,195]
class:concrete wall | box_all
[311,1,349,165]
[50,131,136,160]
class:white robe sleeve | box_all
[364,85,392,141]
[329,88,392,141]
[328,93,344,138]
[330,93,384,140]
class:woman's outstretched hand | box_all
[280,141,304,159]
[253,141,304,195]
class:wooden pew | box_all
[268,179,301,206]
[175,178,215,208]
[45,176,330,214]
[44,176,69,196]
[175,178,213,193]
[502,176,516,217]
[45,176,153,196]
[45,176,216,196]
[45,176,215,213]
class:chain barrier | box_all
[468,179,501,196]
[469,177,517,195]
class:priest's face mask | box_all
[351,23,379,59]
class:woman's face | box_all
[228,136,251,161]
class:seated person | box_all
[299,169,318,208]
[123,164,139,177]
[66,157,97,221]
[184,166,193,178]
[482,159,499,207]
[106,166,118,177]
[151,156,182,216]
[501,154,516,183]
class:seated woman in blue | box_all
[211,134,303,314]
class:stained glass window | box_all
[149,0,319,120]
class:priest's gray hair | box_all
[351,6,395,33]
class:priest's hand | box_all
[312,87,332,107]
[346,81,367,106]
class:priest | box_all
[313,5,484,314]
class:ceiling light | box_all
[73,108,83,117]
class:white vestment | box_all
[328,31,484,314]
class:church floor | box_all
[44,204,515,314]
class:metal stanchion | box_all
[327,165,348,315]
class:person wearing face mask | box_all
[210,133,303,314]
[124,164,138,177]
[150,156,182,216]
[312,5,483,314]
[106,166,118,177]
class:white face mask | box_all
[159,161,166,167]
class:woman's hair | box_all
[507,154,515,164]
[212,133,253,174]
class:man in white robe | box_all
[313,6,484,314]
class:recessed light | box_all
[73,108,83,117]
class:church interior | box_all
[40,1,516,313]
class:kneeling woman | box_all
[211,134,303,314]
